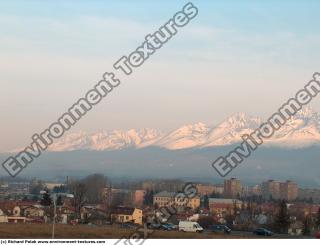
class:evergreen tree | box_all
[302,215,312,236]
[202,194,209,209]
[233,200,239,215]
[143,189,154,206]
[40,192,52,206]
[274,200,290,233]
[210,191,221,198]
[56,195,63,206]
[316,207,320,229]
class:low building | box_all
[288,221,303,236]
[44,182,64,190]
[178,195,200,210]
[250,185,261,196]
[8,216,27,223]
[111,207,143,225]
[153,191,200,210]
[213,185,224,195]
[81,206,107,225]
[298,188,320,203]
[22,206,45,218]
[0,209,8,223]
[209,198,242,215]
[153,191,175,207]
[0,215,8,223]
[0,202,21,217]
[104,188,134,207]
[0,201,26,223]
[195,184,215,196]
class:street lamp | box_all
[40,191,74,239]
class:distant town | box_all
[0,175,320,238]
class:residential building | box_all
[153,191,200,210]
[261,180,280,200]
[224,178,242,198]
[298,188,320,203]
[213,185,224,195]
[280,180,298,201]
[0,209,8,223]
[111,207,143,225]
[175,195,201,210]
[8,217,27,223]
[0,202,21,217]
[0,215,8,223]
[22,206,44,218]
[44,182,64,190]
[142,180,184,192]
[208,198,242,215]
[153,191,175,207]
[195,184,215,196]
[0,201,26,223]
[251,184,262,196]
[104,188,133,207]
[262,180,298,201]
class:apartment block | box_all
[280,181,298,201]
[261,180,280,200]
[262,180,298,201]
[224,178,242,198]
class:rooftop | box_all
[209,198,242,204]
[154,191,176,198]
[111,207,136,215]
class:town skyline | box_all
[2,175,320,202]
[1,174,320,238]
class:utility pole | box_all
[52,194,56,239]
[40,191,74,239]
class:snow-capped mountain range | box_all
[48,107,320,151]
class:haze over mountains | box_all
[1,107,320,187]
[47,107,320,152]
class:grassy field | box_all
[0,223,237,239]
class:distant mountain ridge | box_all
[2,107,320,186]
[42,107,320,152]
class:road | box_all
[201,230,314,239]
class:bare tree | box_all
[69,181,87,219]
[68,174,108,220]
[82,174,107,203]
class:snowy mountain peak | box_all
[42,108,320,152]
[49,128,164,151]
[174,122,209,134]
[222,112,261,129]
[294,106,317,119]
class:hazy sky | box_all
[1,0,320,152]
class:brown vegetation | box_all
[0,224,235,239]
